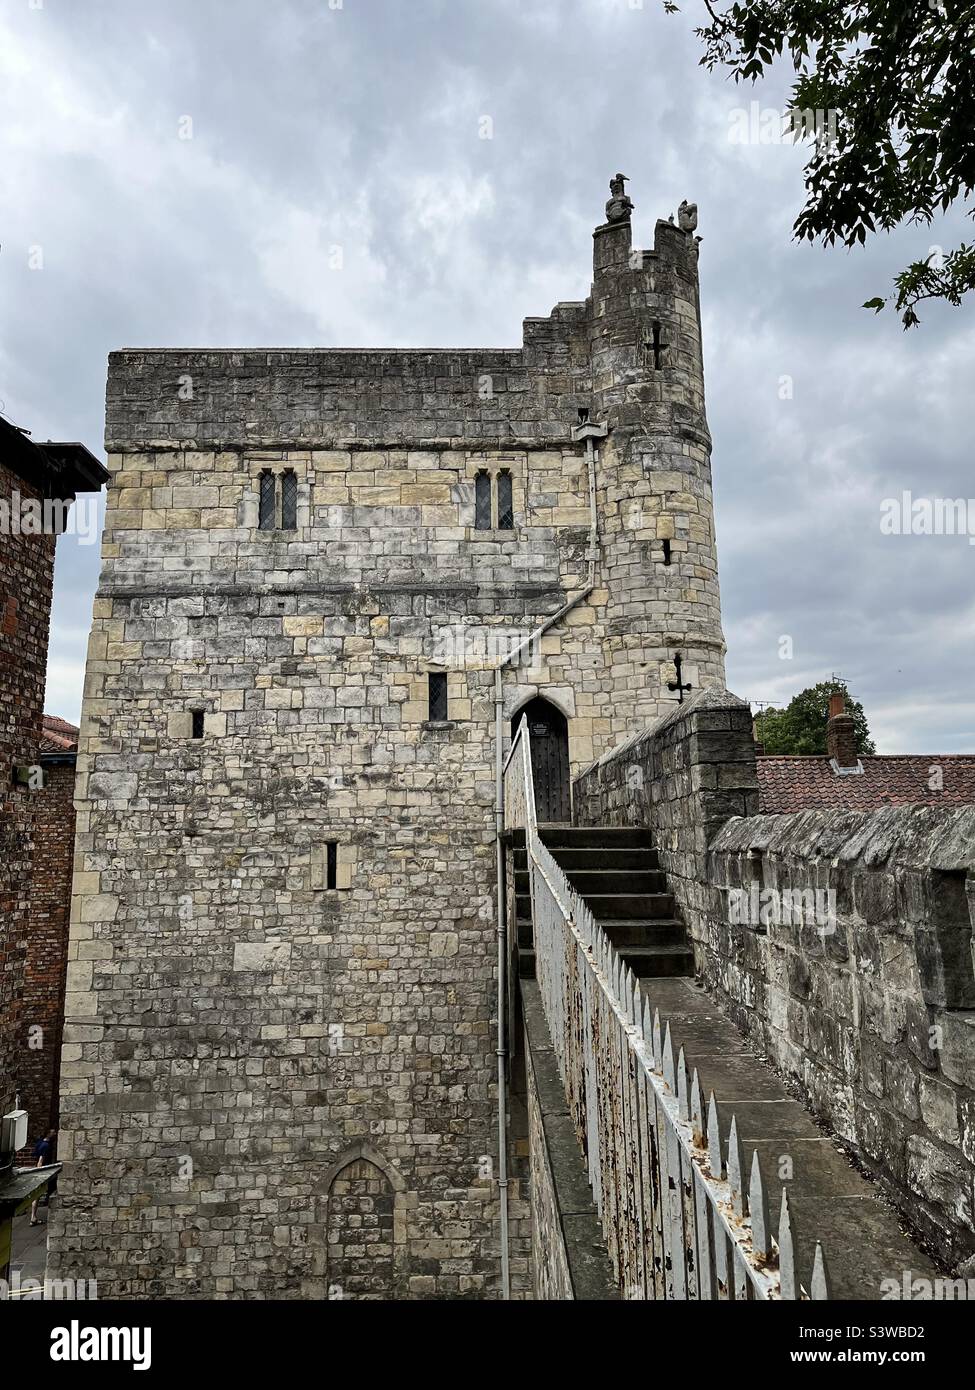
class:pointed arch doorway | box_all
[513,696,571,824]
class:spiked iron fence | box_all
[503,716,829,1300]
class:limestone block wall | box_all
[707,808,975,1270]
[573,699,975,1268]
[589,216,726,728]
[52,451,566,1298]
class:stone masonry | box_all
[50,185,727,1298]
[574,690,975,1271]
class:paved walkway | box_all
[9,1208,50,1294]
[640,975,938,1298]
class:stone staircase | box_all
[512,825,694,981]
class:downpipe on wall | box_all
[491,420,605,1298]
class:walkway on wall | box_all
[634,973,935,1298]
[504,715,941,1300]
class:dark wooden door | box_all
[514,697,570,823]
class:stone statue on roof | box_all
[605,173,633,224]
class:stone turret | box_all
[587,180,726,736]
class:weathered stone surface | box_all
[50,207,724,1299]
[575,712,975,1269]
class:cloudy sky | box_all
[2,0,973,751]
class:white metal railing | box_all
[504,715,829,1300]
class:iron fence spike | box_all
[810,1242,830,1300]
[662,1020,676,1090]
[677,1046,689,1121]
[727,1114,745,1218]
[749,1150,771,1259]
[690,1068,705,1147]
[778,1188,797,1300]
[707,1091,723,1179]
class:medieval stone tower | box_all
[50,181,725,1299]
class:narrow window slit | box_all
[326,841,338,891]
[497,470,514,530]
[474,470,492,530]
[191,710,205,739]
[428,672,448,722]
[662,538,672,566]
[258,469,276,530]
[281,469,298,530]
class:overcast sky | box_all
[2,0,973,751]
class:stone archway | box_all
[512,695,571,823]
[323,1142,406,1300]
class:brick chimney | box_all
[827,691,858,769]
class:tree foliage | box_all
[675,0,975,327]
[754,679,876,755]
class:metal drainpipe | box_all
[491,420,605,1299]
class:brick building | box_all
[757,694,975,812]
[0,414,105,1274]
[15,717,80,1153]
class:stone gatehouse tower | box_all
[51,182,725,1298]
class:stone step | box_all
[619,944,695,978]
[540,825,653,850]
[554,847,660,872]
[510,819,694,982]
[515,868,667,896]
[516,891,676,922]
[562,869,668,896]
[599,917,688,948]
[581,892,676,921]
[512,846,662,874]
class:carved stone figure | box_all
[677,199,698,232]
[605,173,633,224]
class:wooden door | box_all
[514,697,570,823]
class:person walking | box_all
[29,1129,57,1226]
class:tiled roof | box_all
[757,755,975,814]
[40,715,79,754]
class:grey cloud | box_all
[2,0,971,747]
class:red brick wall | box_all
[0,458,57,1122]
[18,759,76,1149]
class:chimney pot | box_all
[827,693,858,769]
